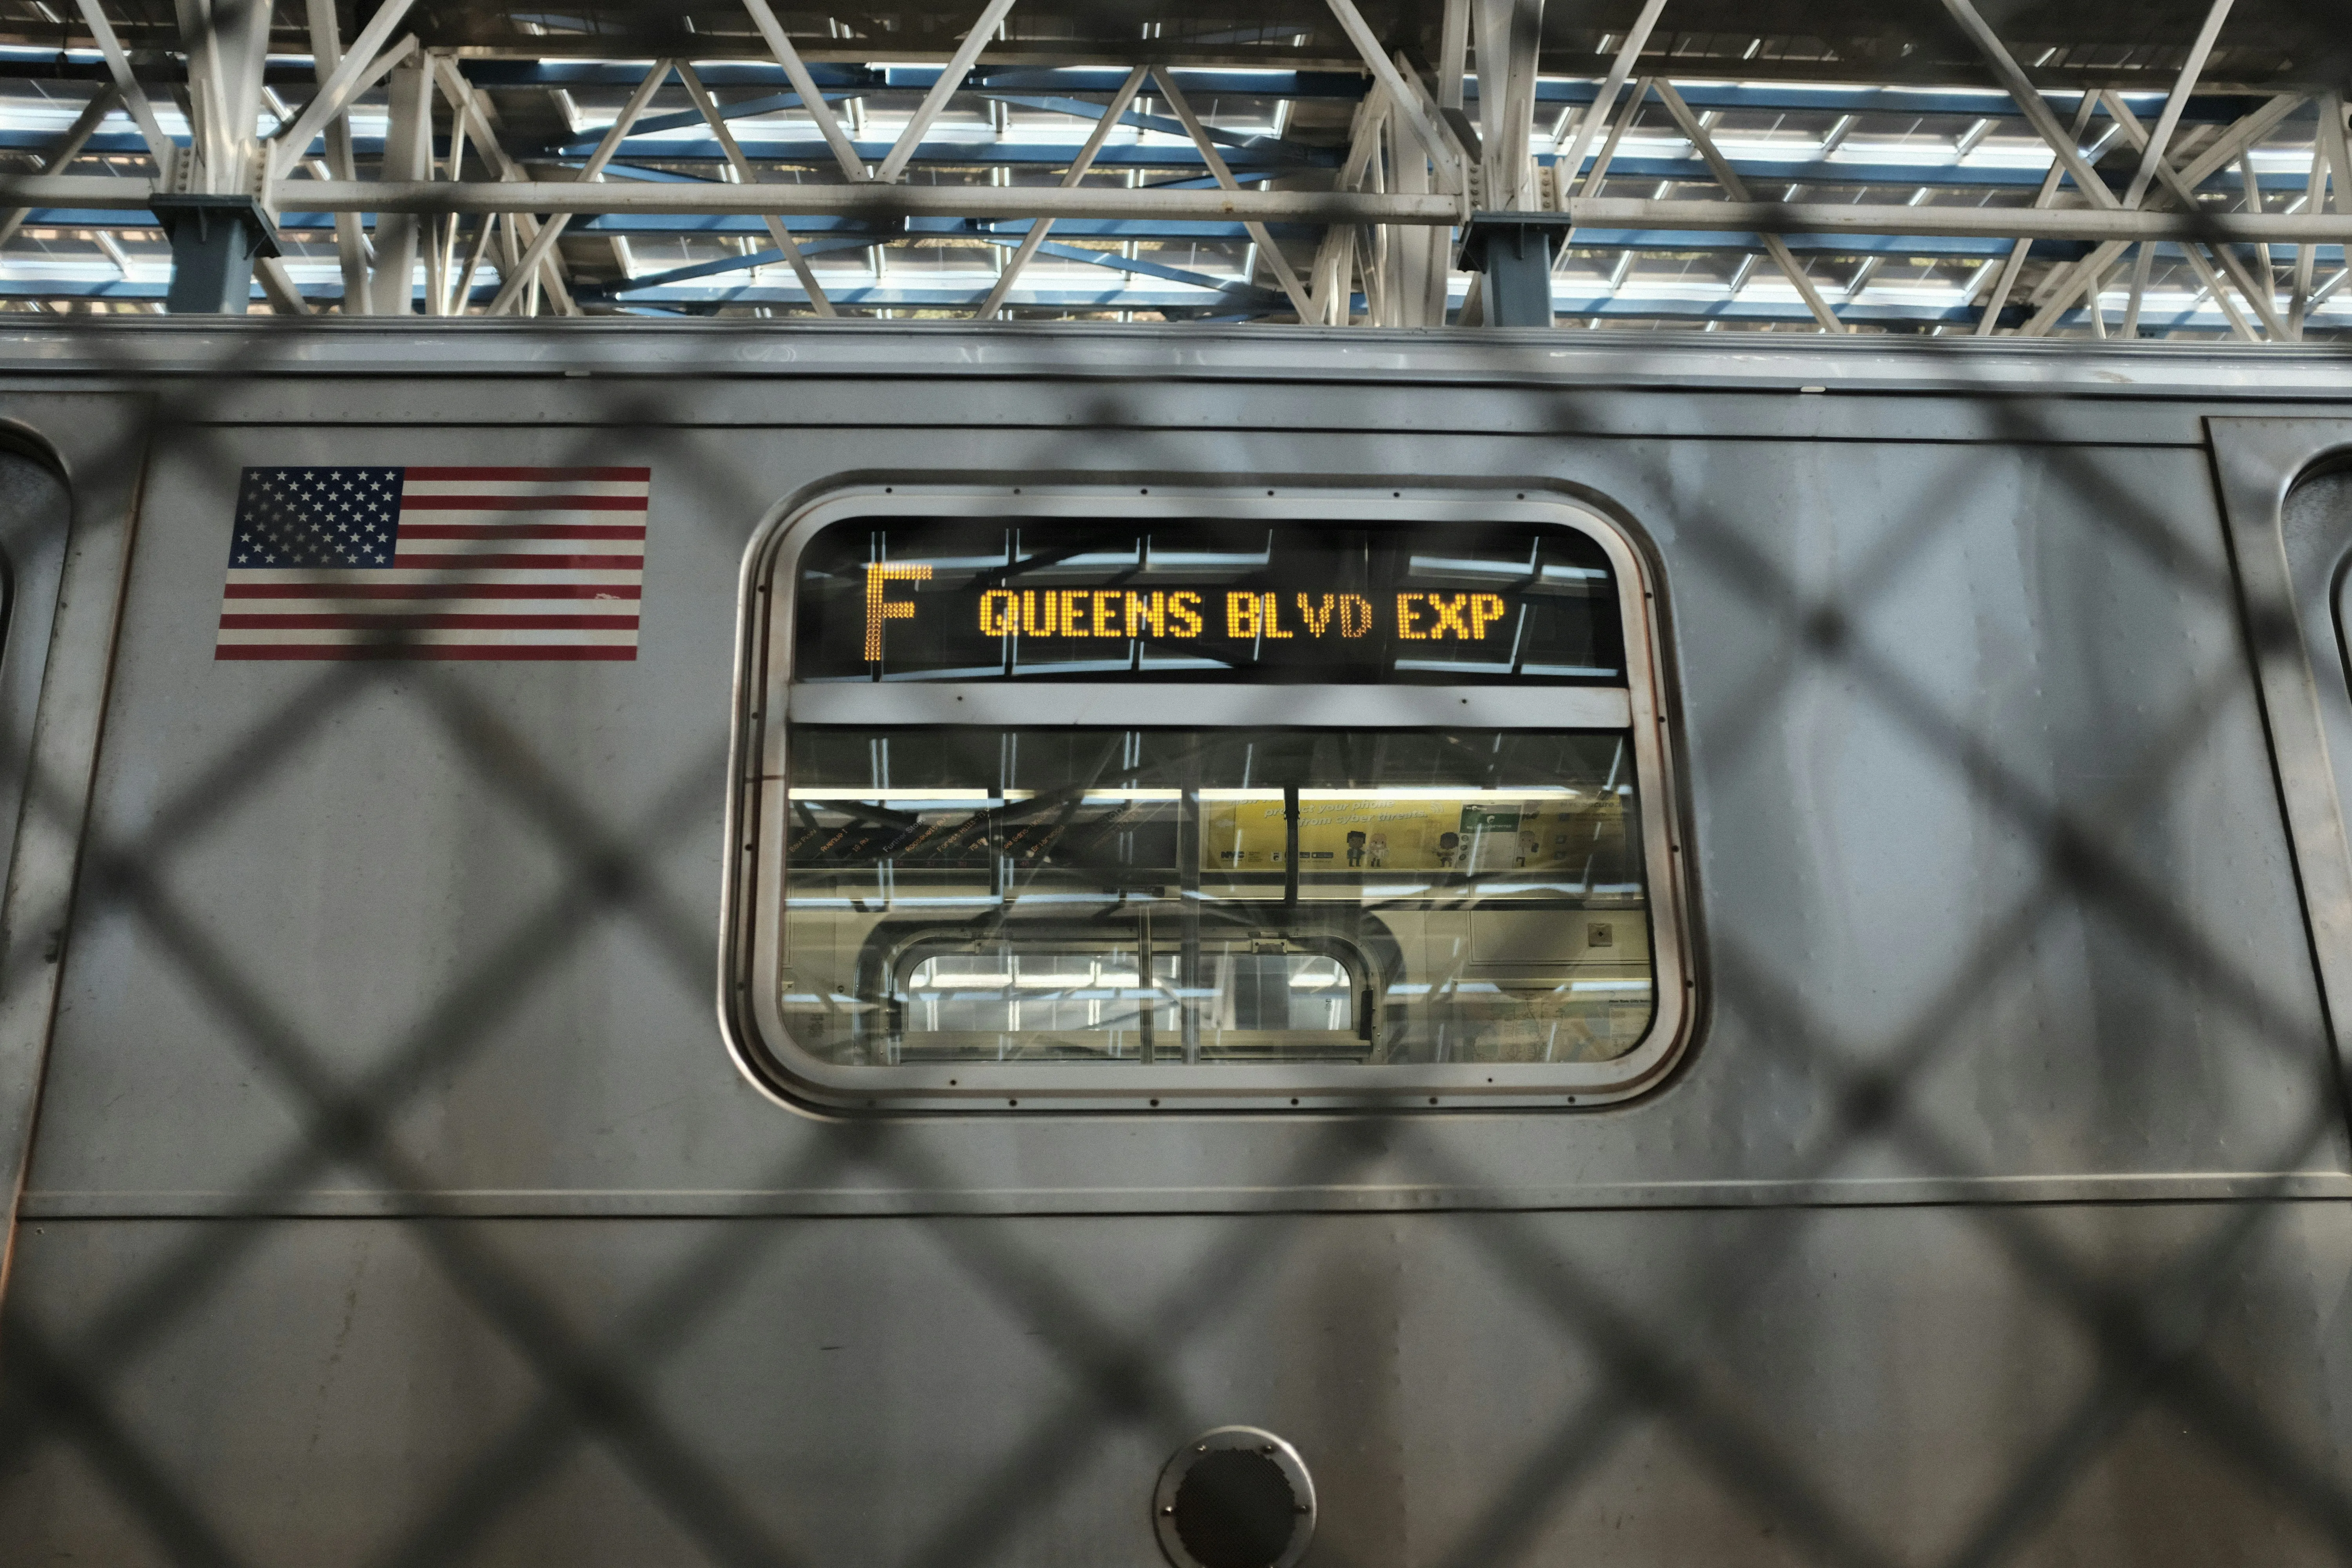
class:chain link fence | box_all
[0,326,2344,1566]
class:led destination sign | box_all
[802,517,1626,684]
[969,584,1505,642]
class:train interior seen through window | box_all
[782,727,1654,1066]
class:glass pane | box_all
[779,727,1653,1068]
[793,517,1625,684]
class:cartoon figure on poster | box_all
[1435,831,1460,868]
[1367,832,1387,867]
[1345,829,1367,867]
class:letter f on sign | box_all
[864,563,934,661]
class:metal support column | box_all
[1474,0,1544,210]
[156,194,278,313]
[370,59,433,314]
[163,0,274,313]
[1457,213,1571,326]
[1179,769,1202,1064]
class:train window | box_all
[727,488,1691,1110]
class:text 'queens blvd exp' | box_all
[866,563,1512,653]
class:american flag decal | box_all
[214,465,650,661]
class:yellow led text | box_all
[863,562,934,661]
[979,588,1207,638]
[971,587,1501,641]
[1394,592,1507,641]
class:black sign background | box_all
[794,517,1627,684]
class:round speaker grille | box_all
[1153,1427,1315,1568]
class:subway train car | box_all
[0,321,2346,1566]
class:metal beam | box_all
[975,64,1146,319]
[368,58,430,314]
[2019,91,2300,319]
[485,60,672,315]
[2122,0,2234,209]
[71,0,174,172]
[1552,0,1665,202]
[2024,91,2302,334]
[1151,68,1316,319]
[1652,80,1843,331]
[263,0,417,180]
[1473,0,1544,211]
[255,253,310,315]
[972,93,1329,167]
[33,206,2289,261]
[0,86,116,249]
[2098,87,2279,339]
[25,176,2352,244]
[676,62,836,318]
[303,0,370,312]
[430,54,570,314]
[1324,0,1458,185]
[1438,0,1468,110]
[2296,95,2350,337]
[1308,77,1391,323]
[179,0,271,198]
[873,0,1019,184]
[1937,0,2118,209]
[739,0,866,182]
[1975,90,2100,336]
[1552,74,1650,276]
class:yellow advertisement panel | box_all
[1198,794,1605,874]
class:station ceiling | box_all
[0,1,2337,335]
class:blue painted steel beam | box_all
[1007,236,1282,303]
[560,88,847,148]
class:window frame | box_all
[722,483,1693,1112]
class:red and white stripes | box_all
[216,466,650,662]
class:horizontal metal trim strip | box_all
[784,682,1633,730]
[5,325,2345,402]
[20,1172,2352,1219]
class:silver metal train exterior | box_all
[0,322,2347,1566]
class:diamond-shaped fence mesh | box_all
[0,322,2343,1567]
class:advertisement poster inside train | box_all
[1199,795,1595,874]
